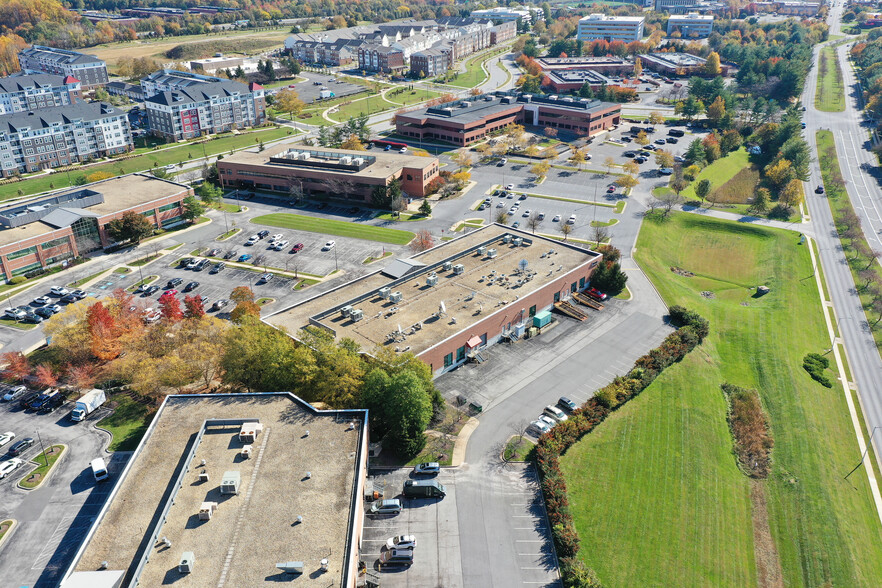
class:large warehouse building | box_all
[267,224,603,376]
[0,174,191,281]
[61,393,369,588]
[395,91,621,146]
[217,144,440,200]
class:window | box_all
[529,305,537,317]
[7,245,37,260]
[158,202,179,212]
[571,282,577,292]
[579,277,585,289]
[443,352,453,367]
[554,292,560,303]
[456,346,466,362]
[42,236,70,250]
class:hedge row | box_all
[536,306,709,587]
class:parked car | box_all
[144,285,160,296]
[210,262,226,274]
[163,289,179,298]
[257,230,270,239]
[238,254,252,262]
[413,462,440,475]
[519,194,528,201]
[505,184,514,190]
[607,186,616,193]
[0,458,23,479]
[537,213,545,220]
[2,386,26,402]
[273,240,289,251]
[34,306,56,318]
[379,549,413,567]
[654,139,666,145]
[257,273,273,284]
[208,248,221,257]
[666,137,678,144]
[0,431,14,447]
[70,289,87,300]
[512,221,520,228]
[246,235,259,245]
[370,499,402,515]
[21,312,43,324]
[522,210,531,217]
[60,293,78,303]
[322,240,336,251]
[623,151,636,158]
[543,405,569,422]
[49,286,69,297]
[497,158,507,166]
[32,296,50,306]
[224,250,238,260]
[634,157,646,164]
[586,287,609,301]
[166,278,183,289]
[557,397,578,413]
[186,258,201,269]
[552,214,562,223]
[144,311,162,324]
[268,233,283,244]
[567,215,576,225]
[659,167,674,175]
[9,437,35,456]
[184,281,199,292]
[386,535,417,550]
[210,299,230,312]
[537,415,557,429]
[3,308,25,320]
[527,419,551,436]
[290,243,304,253]
[398,147,408,154]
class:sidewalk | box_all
[679,204,814,235]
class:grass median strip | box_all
[816,46,846,112]
[19,445,65,489]
[251,213,415,245]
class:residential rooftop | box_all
[67,393,366,588]
[19,45,104,65]
[579,13,646,23]
[0,73,76,93]
[0,102,123,134]
[266,224,600,356]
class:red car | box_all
[586,287,608,301]
[607,186,616,193]
[161,289,178,298]
[290,243,304,253]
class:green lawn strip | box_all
[590,218,619,227]
[562,212,882,586]
[816,46,846,112]
[216,228,242,241]
[251,213,414,245]
[442,47,507,88]
[113,267,131,274]
[0,317,38,330]
[810,237,831,301]
[503,436,533,461]
[363,251,394,264]
[375,212,427,222]
[216,203,244,213]
[817,130,882,347]
[327,94,398,123]
[846,381,882,496]
[522,191,617,208]
[18,445,65,489]
[256,297,275,305]
[681,148,749,200]
[384,88,443,106]
[98,394,154,452]
[129,254,161,267]
[0,519,13,542]
[127,275,158,292]
[164,243,183,251]
[614,285,632,300]
[0,127,292,201]
[67,268,110,288]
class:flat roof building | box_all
[189,55,246,73]
[576,14,645,42]
[0,174,190,281]
[217,144,440,201]
[535,56,633,74]
[470,7,534,22]
[654,0,700,13]
[267,224,602,375]
[61,393,368,588]
[641,52,715,75]
[544,69,617,93]
[666,13,714,37]
[395,91,621,146]
[18,45,108,89]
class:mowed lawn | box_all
[681,147,749,200]
[561,213,882,587]
[251,213,415,245]
[816,46,846,112]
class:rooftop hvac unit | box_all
[484,95,493,101]
[548,95,558,100]
[341,305,353,317]
[563,96,574,102]
[443,261,453,271]
[502,234,512,244]
[276,562,304,574]
[353,157,364,165]
[453,264,465,275]
[340,155,352,164]
[389,291,402,303]
[286,150,299,159]
[379,287,391,299]
[238,423,263,443]
[513,237,523,246]
[198,471,209,483]
[477,246,486,255]
[198,502,218,521]
[179,552,195,573]
[459,101,471,108]
[241,444,252,458]
[350,309,364,322]
[487,248,498,258]
[426,274,438,287]
[220,471,241,495]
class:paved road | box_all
[802,5,882,466]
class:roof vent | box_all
[100,561,108,570]
[304,430,310,437]
[296,515,303,524]
[347,421,356,430]
[179,552,194,574]
[321,559,329,572]
[198,470,209,483]
[276,562,304,574]
[305,471,312,479]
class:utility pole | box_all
[36,429,48,467]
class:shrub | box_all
[9,276,27,285]
[721,383,774,478]
[803,353,833,387]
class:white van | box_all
[91,458,108,482]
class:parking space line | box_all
[515,540,545,542]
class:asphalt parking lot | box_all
[0,392,117,587]
[272,72,365,104]
[361,468,463,587]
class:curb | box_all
[499,434,535,464]
[17,444,67,491]
[0,519,18,553]
[451,417,479,467]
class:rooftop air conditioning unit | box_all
[513,237,523,246]
[487,248,498,258]
[379,287,391,299]
[389,291,402,303]
[426,274,438,287]
[443,261,453,271]
[341,305,353,317]
[548,95,558,100]
[220,471,241,495]
[484,95,493,101]
[350,309,364,322]
[453,264,465,275]
[340,156,352,164]
[179,552,195,573]
[353,157,364,165]
[198,471,209,483]
[299,152,311,160]
[502,234,512,243]
[199,502,218,521]
[477,246,486,255]
[276,562,304,574]
[459,102,470,108]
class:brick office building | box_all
[267,224,603,376]
[395,91,621,146]
[0,73,82,115]
[217,145,440,201]
[18,46,108,89]
[0,174,190,281]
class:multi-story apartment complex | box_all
[0,102,131,177]
[17,46,108,89]
[410,46,453,77]
[667,13,714,37]
[140,69,226,99]
[357,45,407,74]
[576,14,645,42]
[0,73,82,115]
[144,79,266,141]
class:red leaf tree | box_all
[184,295,205,319]
[159,292,183,322]
[34,364,58,388]
[87,301,120,361]
[0,351,30,382]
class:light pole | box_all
[36,429,48,467]
[334,245,338,271]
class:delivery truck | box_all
[71,388,106,422]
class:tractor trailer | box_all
[71,389,106,422]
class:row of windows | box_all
[158,201,181,212]
[43,236,71,250]
[7,245,37,261]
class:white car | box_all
[398,147,408,153]
[553,215,562,223]
[0,458,23,479]
[505,184,514,190]
[246,235,259,245]
[543,405,569,422]
[413,462,440,475]
[186,258,201,269]
[567,215,576,225]
[522,210,531,217]
[496,202,505,208]
[32,296,51,306]
[273,240,289,251]
[538,415,557,429]
[49,286,69,297]
[527,419,551,436]
[322,240,336,251]
[386,535,417,550]
[258,273,273,283]
[0,431,15,447]
[268,233,284,244]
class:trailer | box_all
[71,388,106,422]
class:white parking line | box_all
[515,540,545,542]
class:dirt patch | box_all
[700,291,715,299]
[751,481,784,588]
[722,383,773,478]
[25,473,42,484]
[671,266,694,277]
[0,522,9,533]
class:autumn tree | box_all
[779,179,804,209]
[706,96,727,127]
[531,160,551,181]
[765,159,795,190]
[1,352,30,383]
[184,295,206,319]
[558,221,573,241]
[622,161,639,176]
[750,187,771,213]
[649,111,665,125]
[569,148,587,170]
[669,167,689,196]
[616,174,639,191]
[275,88,305,120]
[297,326,365,407]
[705,51,722,75]
[230,286,261,323]
[107,211,154,245]
[158,292,184,322]
[604,156,616,174]
[87,301,120,361]
[410,229,435,253]
[66,363,97,391]
[635,130,650,146]
[634,57,643,77]
[34,364,58,388]
[341,134,365,150]
[655,149,675,169]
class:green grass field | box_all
[251,213,415,245]
[441,48,503,88]
[682,148,749,200]
[816,47,846,112]
[98,394,154,452]
[0,127,292,201]
[561,213,882,587]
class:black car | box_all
[144,285,161,296]
[257,230,270,239]
[18,391,39,410]
[210,262,225,274]
[623,151,636,158]
[21,312,42,324]
[184,281,199,292]
[815,185,825,194]
[178,257,193,267]
[634,157,646,164]
[60,293,78,303]
[557,397,578,413]
[166,278,183,289]
[224,250,238,260]
[41,393,65,413]
[34,307,55,319]
[69,289,86,300]
[666,137,678,144]
[9,437,35,456]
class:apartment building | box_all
[357,45,407,73]
[144,79,266,141]
[576,14,646,42]
[410,46,453,77]
[0,73,82,115]
[18,46,108,90]
[140,69,228,99]
[667,13,714,37]
[0,102,131,178]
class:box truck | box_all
[71,389,106,422]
